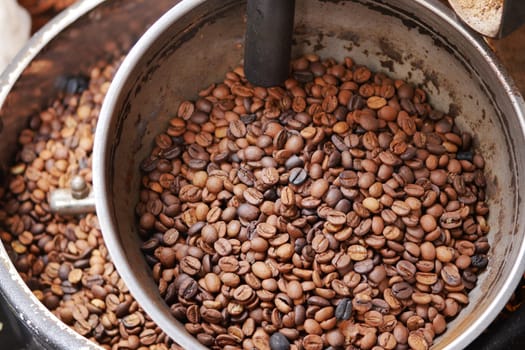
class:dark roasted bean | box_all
[335,298,352,320]
[270,332,290,350]
[471,254,489,269]
[392,282,414,300]
[289,168,308,186]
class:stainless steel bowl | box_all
[0,0,177,348]
[94,0,525,349]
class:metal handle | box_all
[49,175,95,215]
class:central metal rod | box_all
[244,0,296,87]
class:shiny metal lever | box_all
[49,175,95,215]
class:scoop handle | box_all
[244,0,296,87]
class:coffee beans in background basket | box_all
[0,55,182,350]
[135,53,491,349]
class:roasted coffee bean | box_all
[335,298,352,320]
[253,328,271,349]
[348,94,365,111]
[237,203,260,221]
[180,256,201,275]
[310,179,329,198]
[471,254,488,269]
[441,263,462,286]
[59,74,90,94]
[229,119,247,138]
[348,245,368,261]
[326,210,346,226]
[303,334,323,350]
[285,155,305,170]
[238,167,255,186]
[392,282,414,300]
[270,332,290,350]
[178,277,198,299]
[396,260,417,280]
[201,306,224,323]
[339,170,358,188]
[354,259,374,274]
[352,293,373,314]
[289,167,308,186]
[408,332,429,350]
[457,151,474,161]
[244,188,264,206]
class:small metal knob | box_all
[71,175,90,199]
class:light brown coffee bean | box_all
[218,256,239,272]
[257,223,277,238]
[285,134,305,154]
[436,246,455,263]
[408,332,429,350]
[244,188,264,205]
[280,186,296,206]
[237,203,260,221]
[260,167,279,185]
[303,334,323,350]
[233,285,255,303]
[348,245,368,261]
[362,197,380,212]
[326,210,346,226]
[204,273,221,293]
[367,96,387,109]
[303,319,322,335]
[391,200,410,216]
[180,256,201,275]
[229,119,247,138]
[214,238,232,256]
[252,261,272,279]
[310,179,329,198]
[420,214,437,232]
[441,263,462,286]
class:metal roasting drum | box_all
[0,1,177,348]
[93,0,525,349]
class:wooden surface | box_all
[489,26,525,95]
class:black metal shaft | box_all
[244,0,295,87]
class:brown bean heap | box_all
[136,54,490,350]
[0,57,182,350]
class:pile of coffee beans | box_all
[136,54,490,350]
[0,56,182,350]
